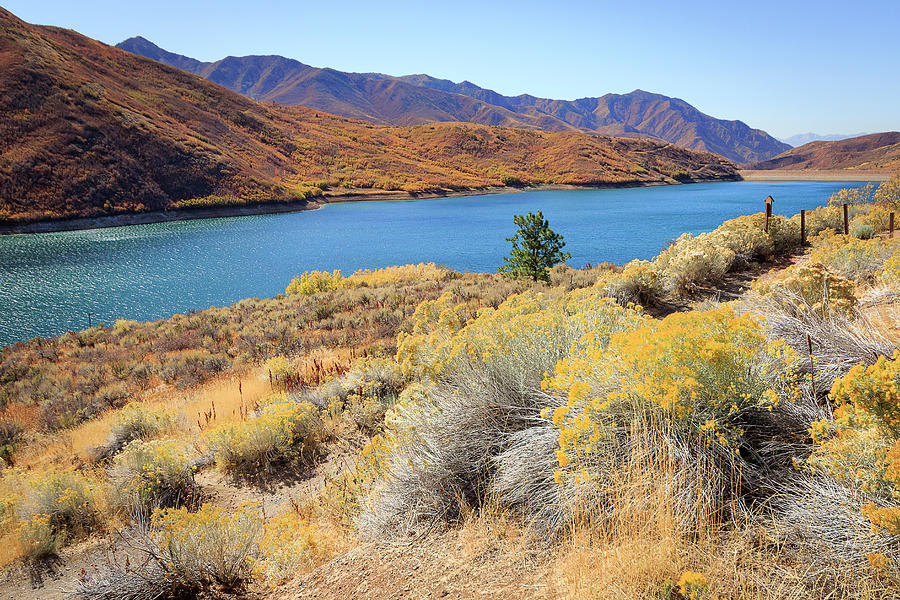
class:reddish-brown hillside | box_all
[0,9,737,224]
[747,132,900,171]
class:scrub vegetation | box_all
[4,180,900,599]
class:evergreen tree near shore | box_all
[499,211,571,282]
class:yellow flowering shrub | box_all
[880,254,900,286]
[17,513,60,560]
[4,468,101,560]
[875,174,900,210]
[206,398,323,475]
[395,291,481,378]
[312,356,401,432]
[802,204,846,236]
[151,503,261,592]
[828,183,876,207]
[547,307,801,482]
[104,403,174,453]
[810,353,900,541]
[110,439,197,514]
[755,262,856,315]
[403,288,645,382]
[677,571,710,600]
[807,230,900,283]
[832,352,900,437]
[715,212,799,258]
[285,270,350,295]
[285,264,453,296]
[255,509,334,583]
[264,355,295,389]
[325,433,395,518]
[653,232,736,295]
[594,260,663,306]
[348,263,453,287]
[850,204,894,233]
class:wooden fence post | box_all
[843,203,849,235]
[765,196,774,233]
[891,212,895,238]
[800,209,806,245]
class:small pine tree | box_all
[499,211,571,282]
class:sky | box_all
[4,0,898,139]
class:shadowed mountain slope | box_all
[117,37,790,164]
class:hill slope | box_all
[748,132,900,171]
[117,37,789,164]
[780,132,870,147]
[0,9,738,225]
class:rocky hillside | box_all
[117,37,789,164]
[0,10,738,224]
[748,131,900,171]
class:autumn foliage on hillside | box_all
[0,8,736,224]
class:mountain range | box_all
[748,132,900,171]
[0,8,737,225]
[116,37,790,165]
[779,132,871,147]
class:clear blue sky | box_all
[4,0,898,139]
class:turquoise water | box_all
[0,181,873,346]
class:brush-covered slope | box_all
[117,37,789,164]
[748,132,900,171]
[0,10,737,224]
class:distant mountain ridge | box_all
[780,132,871,147]
[116,37,790,164]
[747,132,900,171]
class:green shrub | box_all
[852,224,876,239]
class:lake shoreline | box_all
[0,178,735,236]
[739,169,893,182]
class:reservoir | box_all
[0,180,873,346]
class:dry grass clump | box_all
[742,289,897,392]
